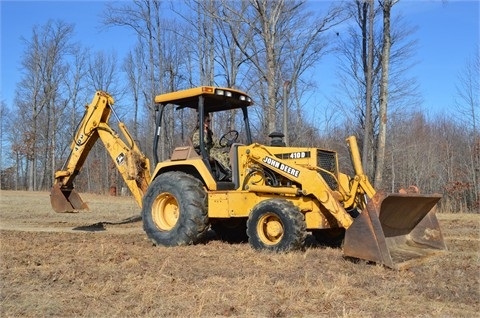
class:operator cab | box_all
[153,86,254,183]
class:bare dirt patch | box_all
[1,190,479,317]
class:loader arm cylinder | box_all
[346,135,376,198]
[346,135,364,176]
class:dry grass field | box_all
[1,190,479,317]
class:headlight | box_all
[216,89,224,96]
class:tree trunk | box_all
[361,0,374,177]
[374,0,394,189]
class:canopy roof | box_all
[154,86,253,113]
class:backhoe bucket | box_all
[343,192,446,269]
[50,183,89,213]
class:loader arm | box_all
[244,143,355,229]
[51,91,151,212]
[244,141,445,269]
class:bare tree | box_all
[329,1,370,160]
[159,18,190,152]
[0,100,10,186]
[123,46,144,140]
[63,45,90,141]
[333,0,418,185]
[220,0,347,140]
[454,48,480,209]
[14,20,74,191]
[103,0,166,157]
[280,3,348,146]
[337,0,378,177]
[455,48,479,136]
[86,51,121,95]
[374,0,398,188]
[183,0,216,85]
[360,0,375,175]
[184,0,253,136]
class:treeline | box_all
[0,0,478,212]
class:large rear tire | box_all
[246,199,306,252]
[142,171,208,246]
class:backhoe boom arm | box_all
[51,91,151,212]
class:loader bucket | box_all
[343,191,446,269]
[50,183,89,213]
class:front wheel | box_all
[142,171,208,246]
[246,199,306,252]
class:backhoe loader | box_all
[51,87,446,269]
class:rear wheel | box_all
[246,199,306,252]
[142,171,208,246]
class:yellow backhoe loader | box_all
[51,87,446,269]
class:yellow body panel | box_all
[233,143,355,229]
[208,191,255,217]
[207,189,331,230]
[152,156,218,190]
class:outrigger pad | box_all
[50,184,89,213]
[343,191,446,269]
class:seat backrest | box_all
[170,146,200,161]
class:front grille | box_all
[317,150,338,190]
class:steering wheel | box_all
[219,130,239,147]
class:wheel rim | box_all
[257,212,284,245]
[152,192,179,230]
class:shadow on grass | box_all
[72,215,142,232]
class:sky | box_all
[1,0,479,116]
